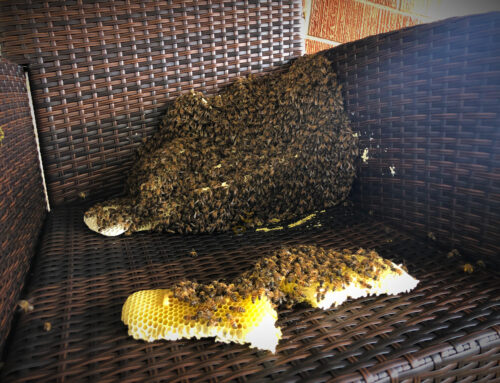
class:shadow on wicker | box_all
[1,204,499,382]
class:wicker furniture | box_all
[1,4,499,382]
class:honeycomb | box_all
[122,289,282,352]
[280,263,418,309]
[122,246,419,352]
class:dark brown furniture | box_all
[0,4,499,382]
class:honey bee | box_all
[447,249,460,258]
[18,300,34,313]
[228,318,239,329]
[207,318,219,327]
[232,226,246,235]
[463,263,474,273]
[197,307,214,321]
[189,298,200,307]
[229,293,239,302]
[359,280,372,289]
[230,306,246,313]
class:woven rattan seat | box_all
[1,205,499,382]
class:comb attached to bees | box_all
[122,246,418,351]
[84,54,359,237]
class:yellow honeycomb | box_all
[122,289,282,352]
[280,262,417,309]
[121,247,419,352]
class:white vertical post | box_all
[25,71,51,212]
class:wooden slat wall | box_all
[0,0,303,206]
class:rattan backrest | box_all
[0,58,46,353]
[0,0,303,206]
[324,12,500,267]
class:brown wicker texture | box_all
[1,204,499,382]
[323,12,500,269]
[0,58,46,353]
[0,0,303,206]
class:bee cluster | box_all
[87,54,358,234]
[171,245,398,321]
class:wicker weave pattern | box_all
[1,205,498,382]
[0,58,46,353]
[0,0,303,206]
[324,12,500,268]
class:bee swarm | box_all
[85,54,358,235]
[122,246,419,351]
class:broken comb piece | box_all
[122,289,281,352]
[122,246,418,352]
